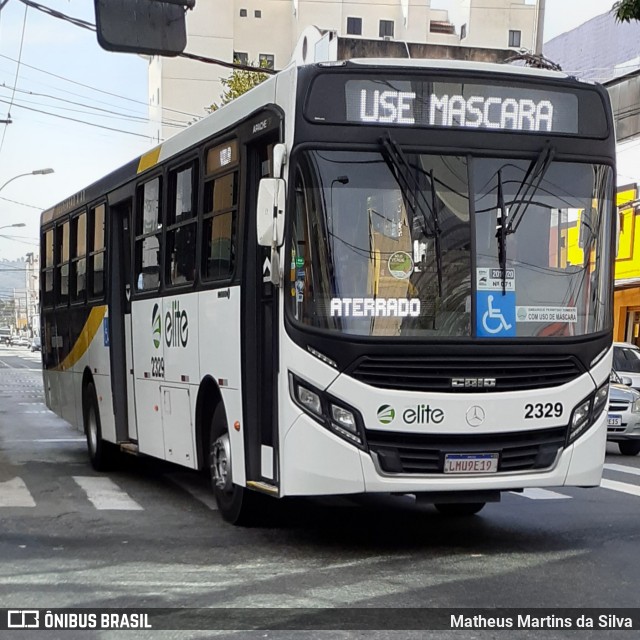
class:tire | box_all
[618,441,640,456]
[83,382,116,471]
[434,502,486,516]
[209,403,264,525]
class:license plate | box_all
[444,453,499,474]
[607,414,622,427]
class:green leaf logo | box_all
[377,404,395,425]
[152,303,161,349]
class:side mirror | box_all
[257,178,285,247]
[621,376,633,386]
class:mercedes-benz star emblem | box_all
[466,405,486,427]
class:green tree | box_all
[613,0,640,22]
[208,60,270,112]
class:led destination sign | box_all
[345,80,579,133]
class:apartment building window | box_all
[347,17,362,35]
[234,51,249,65]
[259,53,275,69]
[239,8,247,17]
[379,20,394,38]
[254,10,261,18]
[460,23,467,40]
[509,30,521,47]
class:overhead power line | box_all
[13,0,278,75]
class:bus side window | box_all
[71,211,87,303]
[135,177,162,291]
[89,203,106,299]
[166,162,197,286]
[202,170,238,281]
[42,228,55,308]
[56,221,70,306]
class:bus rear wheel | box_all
[83,382,116,471]
[434,502,486,516]
[209,404,262,525]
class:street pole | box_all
[535,0,546,55]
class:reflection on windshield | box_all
[290,150,471,336]
[288,150,613,339]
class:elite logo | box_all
[151,301,189,349]
[377,404,395,425]
[152,304,161,349]
[376,403,445,425]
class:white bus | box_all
[41,58,616,524]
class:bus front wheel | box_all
[434,502,486,516]
[82,382,115,471]
[209,404,261,525]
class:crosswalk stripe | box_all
[0,477,36,507]
[72,476,143,510]
[604,463,640,477]
[166,473,218,510]
[600,478,640,498]
[512,488,571,500]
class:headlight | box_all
[331,404,357,433]
[592,383,609,418]
[567,381,609,445]
[296,385,322,416]
[632,397,640,414]
[289,373,365,449]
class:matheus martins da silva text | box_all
[450,614,633,629]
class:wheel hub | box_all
[211,433,232,492]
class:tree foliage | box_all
[208,61,270,112]
[613,0,640,22]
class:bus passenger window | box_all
[56,222,70,306]
[167,163,197,286]
[202,170,237,281]
[42,229,55,307]
[135,178,162,291]
[72,211,87,302]
[89,204,106,298]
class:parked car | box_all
[11,336,30,347]
[30,337,41,352]
[613,342,640,391]
[607,370,640,456]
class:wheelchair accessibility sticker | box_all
[476,292,516,337]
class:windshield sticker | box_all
[516,306,578,323]
[476,292,516,337]
[477,267,515,291]
[330,298,421,317]
[387,251,414,280]
[295,256,305,268]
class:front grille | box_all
[367,427,568,474]
[608,401,629,413]
[350,355,584,392]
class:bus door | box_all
[108,198,137,442]
[241,121,281,490]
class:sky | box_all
[0,0,629,264]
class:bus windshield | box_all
[289,149,613,339]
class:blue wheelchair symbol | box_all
[476,292,516,338]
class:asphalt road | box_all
[1,345,639,639]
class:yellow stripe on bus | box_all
[137,146,162,173]
[57,306,107,372]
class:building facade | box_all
[148,0,540,141]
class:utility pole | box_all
[535,0,546,54]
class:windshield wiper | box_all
[495,169,508,295]
[380,135,443,296]
[506,143,555,235]
[494,144,555,294]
